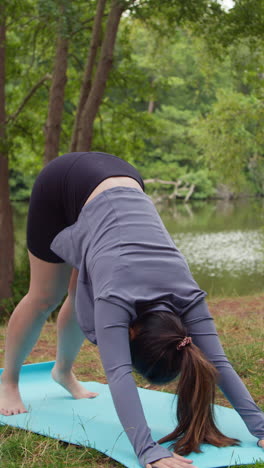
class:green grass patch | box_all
[0,425,122,467]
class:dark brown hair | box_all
[129,311,239,455]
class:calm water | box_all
[13,198,264,297]
[158,198,264,297]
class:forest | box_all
[0,0,264,307]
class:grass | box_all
[0,295,264,467]
[0,425,122,467]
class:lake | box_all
[13,197,264,297]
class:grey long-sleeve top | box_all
[51,187,264,466]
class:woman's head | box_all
[129,311,189,384]
[130,310,239,455]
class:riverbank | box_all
[0,294,263,467]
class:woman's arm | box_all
[181,300,264,442]
[94,298,180,467]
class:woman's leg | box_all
[52,269,98,399]
[0,252,72,415]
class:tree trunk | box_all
[148,100,155,113]
[0,6,14,305]
[44,35,68,165]
[70,0,107,152]
[76,0,125,151]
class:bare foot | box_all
[51,365,98,399]
[0,380,27,416]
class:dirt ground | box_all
[208,295,264,318]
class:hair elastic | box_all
[176,336,192,350]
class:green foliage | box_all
[194,90,264,191]
[131,0,210,31]
[5,0,97,176]
[0,250,30,322]
[9,169,35,201]
[4,0,264,200]
[182,169,215,199]
[227,0,264,43]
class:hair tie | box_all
[176,336,192,351]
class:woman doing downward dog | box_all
[0,152,263,468]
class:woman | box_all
[0,152,263,468]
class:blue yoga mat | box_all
[0,361,263,468]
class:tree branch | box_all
[184,183,195,202]
[7,74,52,123]
[144,178,196,202]
[71,0,107,151]
[144,178,182,187]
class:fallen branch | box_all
[184,183,195,202]
[144,178,196,203]
[144,178,182,187]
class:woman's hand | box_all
[146,453,198,468]
[258,439,264,448]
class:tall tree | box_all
[0,0,59,305]
[0,3,14,306]
[71,0,107,152]
[76,0,127,151]
[74,0,212,152]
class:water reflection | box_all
[174,230,264,275]
[157,198,264,296]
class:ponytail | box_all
[130,311,239,455]
[158,343,239,454]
